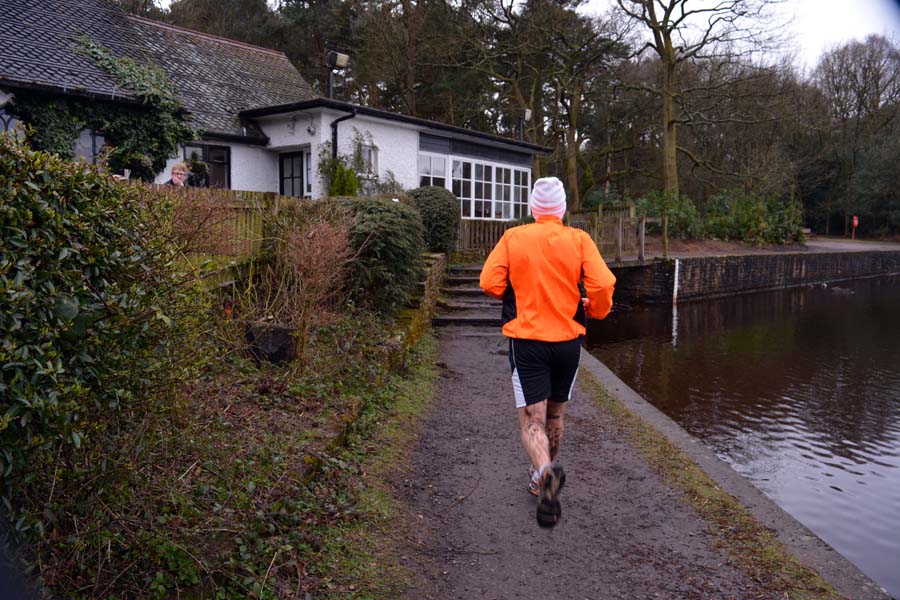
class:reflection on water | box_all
[587,276,900,598]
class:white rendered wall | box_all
[255,111,326,196]
[257,110,421,198]
[326,110,420,193]
[230,144,278,192]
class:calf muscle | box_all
[519,401,551,469]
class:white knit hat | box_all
[530,177,567,219]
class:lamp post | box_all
[326,50,349,99]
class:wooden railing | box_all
[457,219,521,251]
[457,210,668,263]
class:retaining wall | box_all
[610,251,900,305]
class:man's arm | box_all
[479,234,510,299]
[581,234,616,320]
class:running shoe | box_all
[528,467,539,496]
[529,464,566,496]
[536,464,564,528]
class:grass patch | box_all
[311,333,439,598]
[579,371,843,600]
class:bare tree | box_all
[615,0,786,198]
[815,35,900,233]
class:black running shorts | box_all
[508,337,582,408]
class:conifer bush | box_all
[409,185,460,254]
[331,196,425,313]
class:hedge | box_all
[331,197,426,313]
[408,186,460,254]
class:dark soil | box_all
[397,327,780,599]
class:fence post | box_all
[663,215,669,259]
[616,215,623,263]
[639,216,646,263]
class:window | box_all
[184,144,231,188]
[513,169,530,219]
[452,157,530,221]
[0,108,19,133]
[304,150,312,195]
[360,144,377,175]
[452,160,472,217]
[473,163,493,218]
[72,129,106,165]
[418,153,446,188]
[279,152,304,197]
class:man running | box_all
[479,176,616,528]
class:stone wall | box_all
[610,251,900,305]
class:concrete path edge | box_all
[578,350,893,600]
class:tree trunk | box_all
[662,58,679,198]
[401,0,418,116]
[566,126,580,210]
[565,85,582,210]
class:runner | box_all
[479,176,616,527]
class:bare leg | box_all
[546,400,566,462]
[518,400,551,470]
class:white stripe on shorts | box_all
[566,366,579,401]
[511,367,526,409]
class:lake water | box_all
[586,275,900,598]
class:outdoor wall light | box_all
[326,50,350,99]
[326,50,349,69]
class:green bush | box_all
[635,191,703,238]
[703,190,803,244]
[408,186,460,253]
[0,133,206,536]
[582,187,627,211]
[330,162,359,196]
[331,197,425,313]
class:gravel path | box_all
[398,327,778,600]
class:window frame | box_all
[450,155,530,222]
[418,152,447,189]
[183,144,231,189]
[279,151,304,198]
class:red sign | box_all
[852,215,859,228]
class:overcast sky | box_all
[583,0,900,72]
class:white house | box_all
[1,0,548,222]
[235,99,545,221]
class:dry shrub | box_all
[242,201,355,365]
[131,184,268,257]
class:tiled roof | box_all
[0,0,142,101]
[0,0,317,139]
[128,17,317,139]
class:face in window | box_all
[171,168,188,187]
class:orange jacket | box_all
[479,216,616,342]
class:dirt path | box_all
[398,327,779,600]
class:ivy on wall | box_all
[9,36,195,180]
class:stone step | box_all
[446,275,481,285]
[433,314,502,327]
[440,300,501,311]
[449,265,483,276]
[442,287,486,297]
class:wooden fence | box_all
[457,207,668,263]
[138,185,285,259]
[457,219,521,251]
[149,184,669,264]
